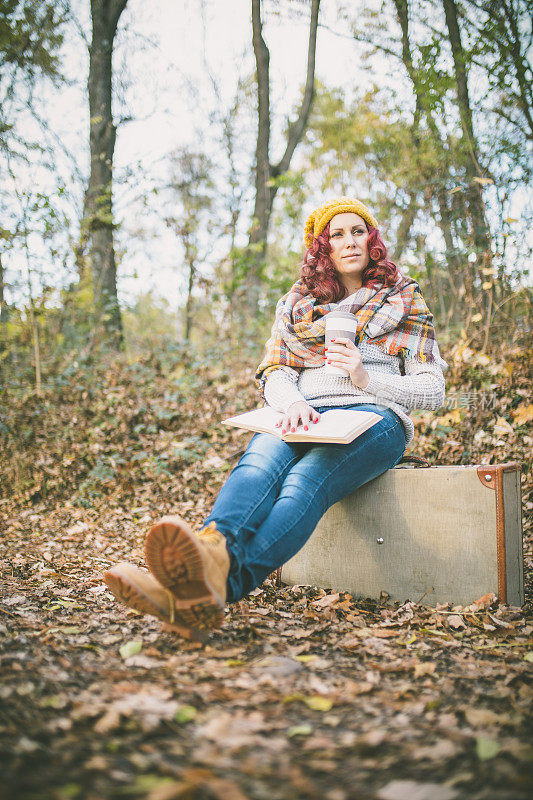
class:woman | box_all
[104,197,447,639]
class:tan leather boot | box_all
[144,515,230,629]
[103,561,223,637]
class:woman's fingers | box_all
[299,408,311,431]
[328,336,356,348]
[279,402,320,433]
[289,408,304,432]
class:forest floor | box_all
[0,340,532,800]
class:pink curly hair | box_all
[300,221,400,304]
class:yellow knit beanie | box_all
[303,196,378,249]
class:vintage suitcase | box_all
[280,460,524,607]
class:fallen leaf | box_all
[493,416,514,435]
[370,628,403,638]
[287,724,313,738]
[312,592,340,608]
[250,655,302,677]
[66,522,90,535]
[119,640,142,660]
[377,779,458,800]
[437,409,463,425]
[197,710,266,750]
[476,737,500,760]
[339,636,361,650]
[447,615,466,630]
[487,612,514,629]
[472,593,498,610]
[175,706,197,724]
[413,662,436,678]
[413,739,457,761]
[303,695,333,712]
[465,708,503,727]
[512,404,533,426]
[94,688,178,734]
[124,655,161,669]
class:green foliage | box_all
[0,0,69,156]
[0,0,66,78]
[122,293,180,353]
[304,82,445,198]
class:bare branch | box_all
[272,0,320,176]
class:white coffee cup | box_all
[324,311,358,377]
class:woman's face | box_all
[328,212,370,293]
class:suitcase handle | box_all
[397,454,431,467]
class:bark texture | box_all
[83,0,128,338]
[0,255,6,325]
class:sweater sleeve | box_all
[263,367,308,413]
[363,358,446,411]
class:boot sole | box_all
[103,568,214,639]
[145,515,225,629]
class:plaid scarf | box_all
[255,276,447,389]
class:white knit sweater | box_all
[263,341,446,446]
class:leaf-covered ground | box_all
[1,342,532,800]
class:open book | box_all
[222,406,382,444]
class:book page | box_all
[223,406,381,440]
[285,408,380,440]
[222,406,283,435]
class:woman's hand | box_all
[274,400,321,434]
[325,337,370,388]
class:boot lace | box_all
[197,521,224,543]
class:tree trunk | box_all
[83,0,127,340]
[0,254,7,325]
[0,254,7,363]
[245,0,320,312]
[499,0,533,140]
[436,188,462,330]
[248,0,272,276]
[394,0,492,331]
[442,0,492,261]
[183,236,196,342]
[393,191,417,264]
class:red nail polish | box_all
[282,429,286,434]
[331,338,336,341]
[304,426,308,431]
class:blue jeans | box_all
[201,404,406,603]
